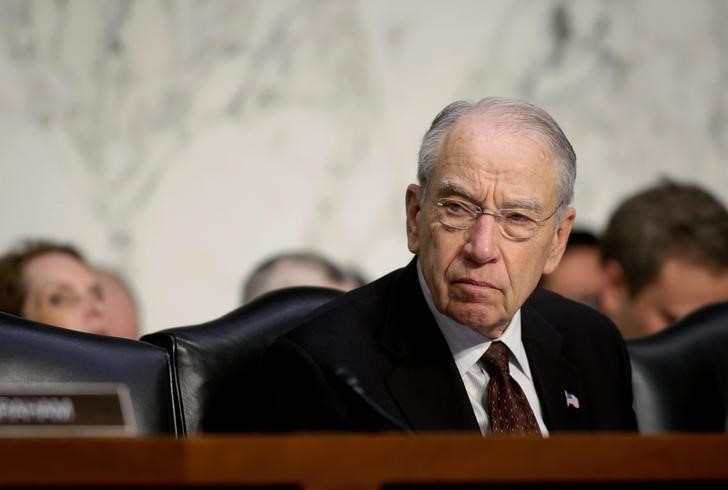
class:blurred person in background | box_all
[243,251,365,303]
[540,229,606,309]
[600,180,728,339]
[0,239,108,335]
[94,267,140,339]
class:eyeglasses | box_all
[434,197,561,241]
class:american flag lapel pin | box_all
[564,390,580,409]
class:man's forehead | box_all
[445,109,556,152]
[441,115,498,150]
[450,110,531,136]
[438,119,556,170]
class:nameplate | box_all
[0,383,136,436]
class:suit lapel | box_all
[378,261,589,432]
[380,259,479,432]
[522,301,587,431]
[387,359,479,431]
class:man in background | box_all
[540,229,605,309]
[94,267,140,339]
[243,251,365,303]
[600,180,728,339]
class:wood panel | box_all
[0,434,726,489]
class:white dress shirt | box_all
[417,263,549,436]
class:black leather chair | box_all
[0,311,178,435]
[142,286,341,435]
[627,301,728,433]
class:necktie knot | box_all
[483,341,510,375]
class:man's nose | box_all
[82,295,108,335]
[462,214,501,264]
[82,294,104,318]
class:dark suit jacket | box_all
[261,258,637,432]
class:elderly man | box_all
[261,97,636,434]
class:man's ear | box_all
[543,207,575,274]
[405,184,422,254]
[600,259,628,321]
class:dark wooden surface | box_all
[0,434,726,489]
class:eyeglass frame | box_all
[432,196,563,241]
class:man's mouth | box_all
[453,278,498,289]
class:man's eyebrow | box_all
[436,182,545,211]
[36,282,74,295]
[501,197,543,212]
[435,182,476,200]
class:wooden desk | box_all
[0,434,726,489]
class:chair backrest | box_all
[0,312,178,435]
[627,301,728,433]
[141,286,342,435]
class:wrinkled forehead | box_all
[443,112,558,161]
[428,117,560,205]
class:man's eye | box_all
[502,211,533,224]
[47,290,77,307]
[443,201,470,215]
[48,293,65,306]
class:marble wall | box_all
[1,0,727,333]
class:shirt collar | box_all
[416,260,532,380]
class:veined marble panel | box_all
[1,0,726,332]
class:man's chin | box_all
[444,303,508,337]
